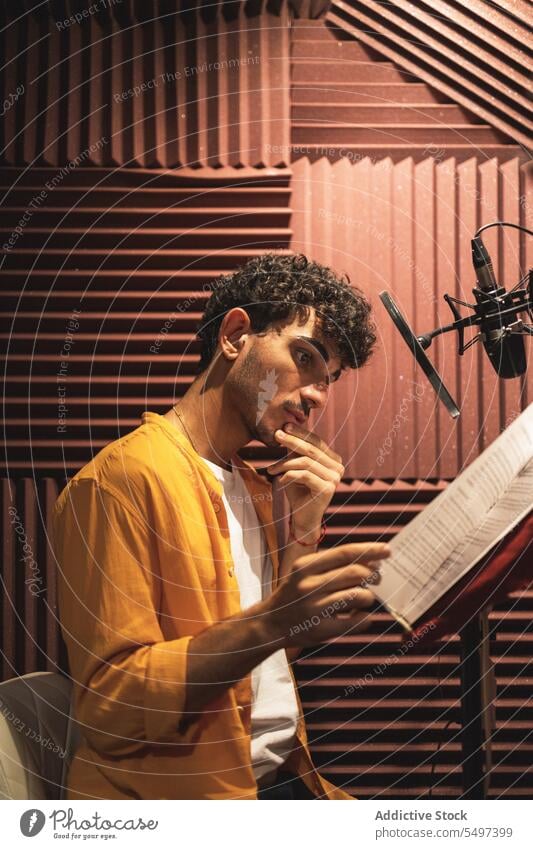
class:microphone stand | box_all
[380,273,531,798]
[416,286,533,355]
[458,610,496,799]
[380,224,532,798]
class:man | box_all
[52,252,390,800]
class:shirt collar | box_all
[141,411,280,587]
[140,410,272,499]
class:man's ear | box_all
[219,308,251,361]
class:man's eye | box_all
[295,349,312,367]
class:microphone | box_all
[471,236,497,292]
[471,237,527,378]
[381,221,532,417]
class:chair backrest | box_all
[0,672,80,800]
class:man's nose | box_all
[301,382,329,411]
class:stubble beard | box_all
[229,344,280,448]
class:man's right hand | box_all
[265,542,391,648]
[182,542,390,717]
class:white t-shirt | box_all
[200,455,300,783]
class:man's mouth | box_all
[283,408,306,426]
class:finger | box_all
[268,454,332,480]
[301,563,380,596]
[318,586,376,612]
[296,541,391,574]
[279,470,336,495]
[268,456,341,484]
[268,456,330,479]
[275,426,342,468]
[276,459,337,484]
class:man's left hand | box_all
[266,422,344,536]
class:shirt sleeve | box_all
[52,477,194,757]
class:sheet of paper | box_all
[374,404,533,628]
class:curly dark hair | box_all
[196,252,376,374]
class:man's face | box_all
[225,309,343,448]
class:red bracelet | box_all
[288,512,326,546]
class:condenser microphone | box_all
[471,237,527,378]
[471,236,498,292]
[381,221,532,417]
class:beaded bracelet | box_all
[288,512,326,547]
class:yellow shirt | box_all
[52,411,353,800]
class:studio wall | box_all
[1,1,532,798]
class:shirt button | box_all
[228,567,234,577]
[213,502,220,513]
[237,705,244,713]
